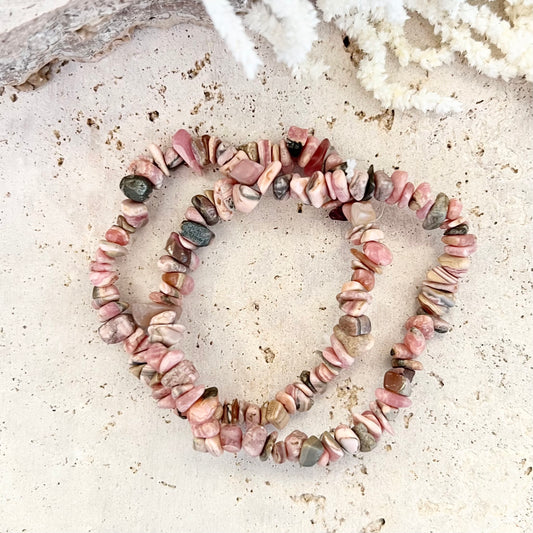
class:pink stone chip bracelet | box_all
[90,127,477,468]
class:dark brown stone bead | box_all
[165,232,192,266]
[361,165,375,201]
[192,194,219,226]
[384,369,412,396]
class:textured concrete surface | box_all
[1,20,532,533]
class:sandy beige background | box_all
[1,18,532,533]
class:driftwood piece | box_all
[0,0,248,89]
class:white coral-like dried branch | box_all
[202,0,262,80]
[211,0,533,112]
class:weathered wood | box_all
[0,0,248,88]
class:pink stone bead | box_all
[287,126,308,146]
[324,171,336,200]
[172,129,203,174]
[244,404,261,428]
[375,387,412,408]
[164,146,183,168]
[340,300,369,317]
[447,198,463,220]
[330,334,355,368]
[175,385,205,413]
[257,139,272,167]
[171,383,194,399]
[324,152,343,172]
[298,136,320,168]
[220,424,243,453]
[208,136,221,165]
[285,430,308,462]
[440,216,468,230]
[405,315,434,339]
[306,171,328,207]
[128,158,165,189]
[444,244,477,257]
[363,242,392,266]
[185,206,206,225]
[386,170,408,205]
[369,401,395,435]
[98,301,126,322]
[229,159,265,185]
[105,226,130,246]
[94,248,114,264]
[157,394,176,409]
[334,424,360,454]
[91,284,120,309]
[275,391,297,414]
[442,234,476,246]
[180,275,195,295]
[221,151,249,176]
[257,161,282,194]
[142,342,168,368]
[242,424,268,457]
[149,143,170,177]
[404,327,426,355]
[397,182,415,209]
[89,270,119,287]
[213,177,236,221]
[191,418,221,438]
[423,280,458,293]
[89,260,112,273]
[161,359,199,387]
[98,314,135,344]
[315,362,336,382]
[279,140,294,174]
[332,169,350,202]
[272,441,287,464]
[123,327,147,355]
[359,411,383,439]
[289,175,310,204]
[152,385,171,401]
[391,342,415,359]
[317,450,330,467]
[416,200,434,220]
[409,182,431,211]
[158,349,185,373]
[205,435,224,457]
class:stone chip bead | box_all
[373,170,394,201]
[120,175,154,202]
[334,424,360,454]
[338,315,371,336]
[260,431,278,461]
[320,431,344,462]
[403,327,426,355]
[299,436,325,467]
[352,422,377,452]
[266,400,290,430]
[98,313,135,344]
[233,185,262,213]
[423,192,450,230]
[180,221,214,247]
[272,441,287,464]
[333,326,374,357]
[191,195,219,226]
[273,174,291,200]
[242,424,268,457]
[384,368,412,396]
[220,424,243,453]
[363,241,393,266]
[285,430,308,462]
